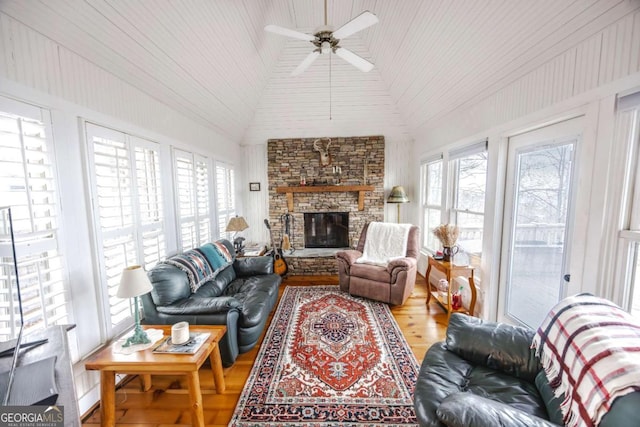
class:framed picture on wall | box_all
[249,182,260,191]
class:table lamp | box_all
[117,265,153,347]
[226,216,249,254]
[387,186,410,223]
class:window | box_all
[616,92,640,319]
[450,143,488,266]
[86,124,165,335]
[215,161,236,240]
[0,105,71,340]
[173,149,212,251]
[420,142,487,270]
[420,157,443,251]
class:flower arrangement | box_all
[432,224,459,247]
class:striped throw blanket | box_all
[531,294,640,426]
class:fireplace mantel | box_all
[276,185,375,212]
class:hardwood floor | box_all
[82,274,448,426]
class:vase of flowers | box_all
[433,224,460,262]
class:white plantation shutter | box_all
[216,161,236,240]
[173,149,212,250]
[86,124,165,334]
[133,141,165,269]
[196,156,211,244]
[0,106,71,340]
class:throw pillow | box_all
[199,242,233,272]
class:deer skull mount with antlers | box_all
[313,138,332,167]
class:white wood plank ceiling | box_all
[1,0,637,144]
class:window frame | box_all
[172,148,214,251]
[215,160,236,241]
[420,156,444,252]
[420,141,488,260]
[85,123,166,338]
[0,103,72,341]
[613,95,640,317]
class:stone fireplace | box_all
[267,136,385,275]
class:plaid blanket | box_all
[531,294,640,426]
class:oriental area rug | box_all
[229,286,419,426]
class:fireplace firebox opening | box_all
[304,212,349,248]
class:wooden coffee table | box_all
[85,325,226,427]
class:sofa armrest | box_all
[437,393,560,427]
[233,256,274,277]
[446,313,541,382]
[156,296,241,315]
[335,249,361,266]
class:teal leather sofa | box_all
[141,239,281,366]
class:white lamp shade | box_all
[117,265,153,298]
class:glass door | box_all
[499,117,582,328]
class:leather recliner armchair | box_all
[336,223,419,305]
[414,313,640,427]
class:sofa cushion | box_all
[465,364,548,420]
[437,393,558,427]
[446,313,540,382]
[224,275,280,328]
[147,263,191,306]
[165,248,217,293]
[193,266,236,298]
[350,263,391,283]
[156,295,241,315]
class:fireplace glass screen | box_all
[304,212,349,248]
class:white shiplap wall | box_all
[0,12,238,154]
[417,8,640,146]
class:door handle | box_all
[563,274,571,282]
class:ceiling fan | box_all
[264,0,379,76]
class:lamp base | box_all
[122,323,151,348]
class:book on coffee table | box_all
[153,332,210,354]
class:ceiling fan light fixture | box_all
[321,41,332,54]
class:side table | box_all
[426,256,476,319]
[85,325,226,427]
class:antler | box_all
[313,138,331,152]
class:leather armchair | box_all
[336,223,419,305]
[414,313,640,427]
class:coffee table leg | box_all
[140,374,152,391]
[100,371,116,427]
[186,371,205,427]
[209,344,226,394]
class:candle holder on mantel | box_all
[332,165,342,185]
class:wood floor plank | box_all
[82,274,447,426]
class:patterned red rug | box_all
[230,286,419,426]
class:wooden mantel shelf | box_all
[276,185,375,211]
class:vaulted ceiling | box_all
[1,0,635,144]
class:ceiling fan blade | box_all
[292,51,321,76]
[332,11,379,39]
[334,47,374,72]
[264,24,315,42]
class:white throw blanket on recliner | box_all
[355,222,411,267]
